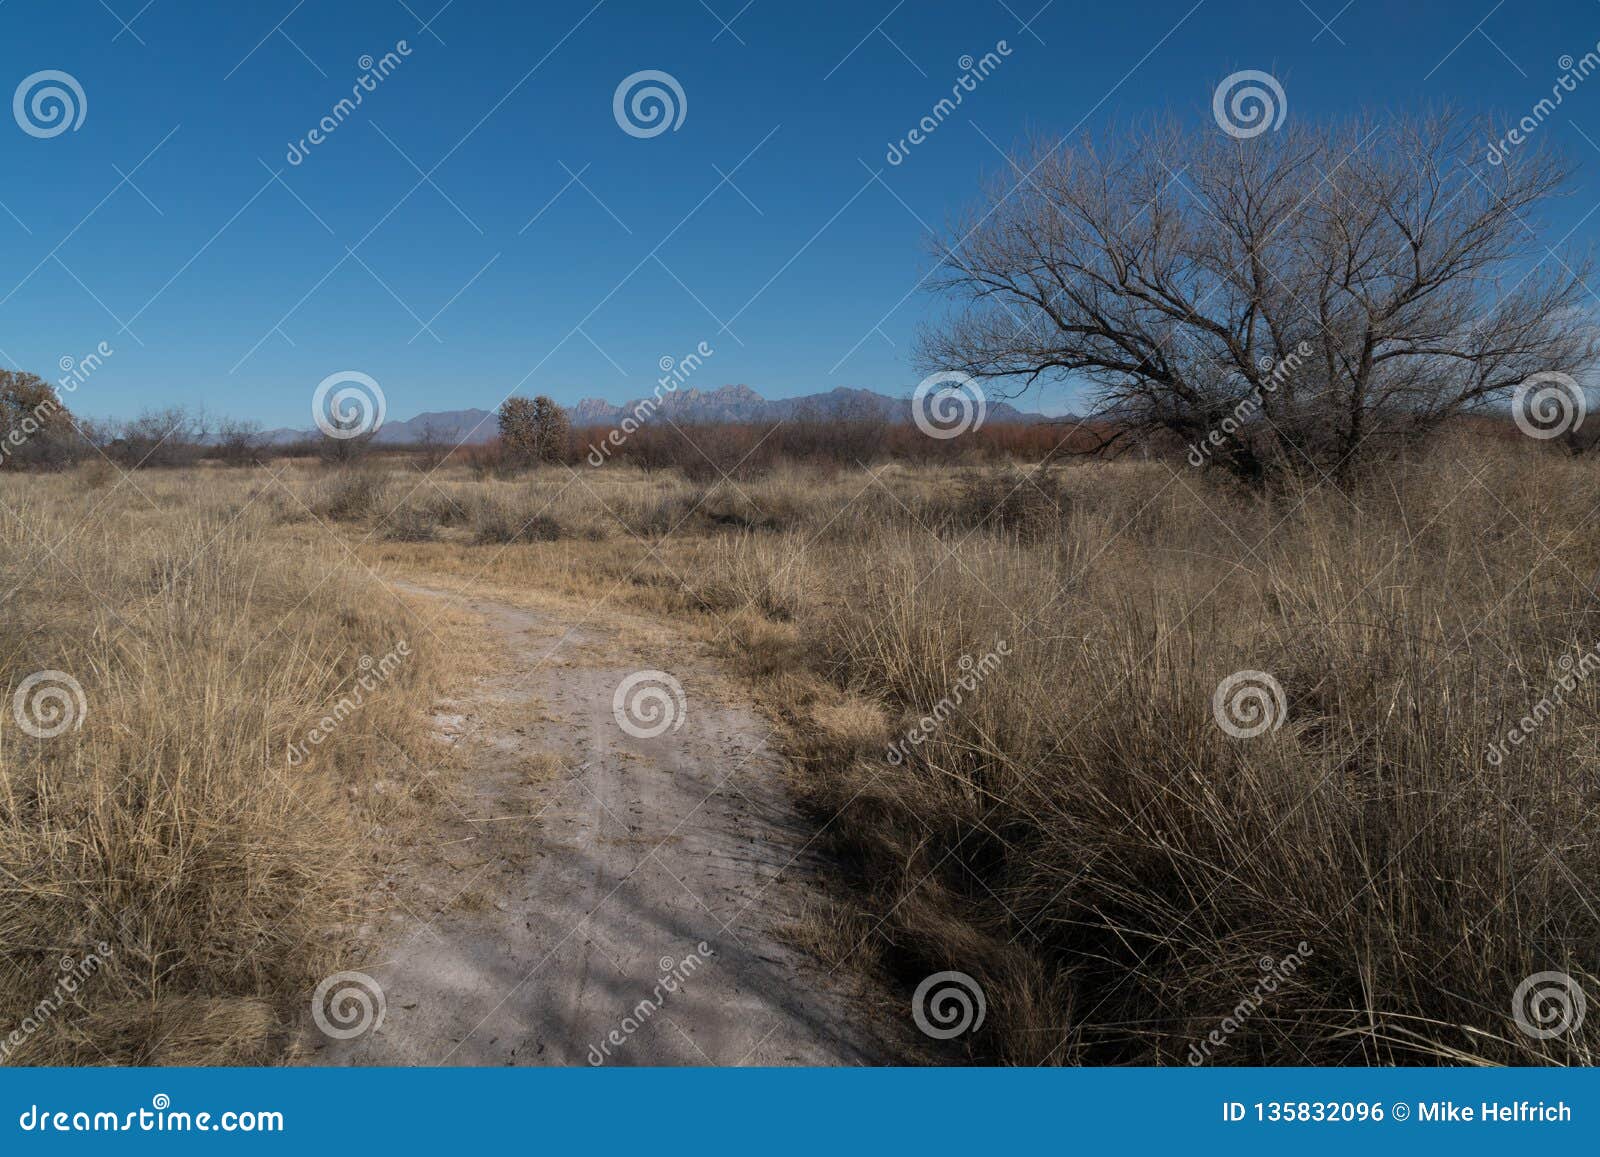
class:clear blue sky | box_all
[2,0,1598,427]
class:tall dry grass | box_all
[780,445,1600,1064]
[11,435,1593,1067]
[337,438,1600,1065]
[0,466,449,1064]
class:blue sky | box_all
[2,0,1599,427]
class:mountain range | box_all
[266,384,1051,444]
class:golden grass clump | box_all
[0,466,448,1064]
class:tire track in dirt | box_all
[303,580,894,1066]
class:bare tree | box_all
[402,418,450,471]
[214,417,267,466]
[530,395,570,464]
[318,413,375,466]
[112,406,207,468]
[918,110,1597,481]
[498,395,569,466]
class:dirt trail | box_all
[304,580,891,1066]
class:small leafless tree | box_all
[918,110,1597,481]
[213,417,267,466]
[498,395,569,466]
[318,414,374,466]
[111,406,207,468]
[412,418,451,471]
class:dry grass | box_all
[0,466,454,1064]
[7,435,1598,1067]
[331,439,1600,1066]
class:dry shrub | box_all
[385,503,439,542]
[77,459,116,490]
[315,468,389,522]
[947,465,1069,542]
[471,496,564,544]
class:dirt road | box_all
[303,580,891,1066]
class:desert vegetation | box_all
[0,466,454,1063]
[367,441,1599,1066]
[2,417,1597,1066]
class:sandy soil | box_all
[301,580,894,1066]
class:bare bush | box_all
[213,417,267,467]
[471,495,564,543]
[385,503,439,542]
[107,406,208,469]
